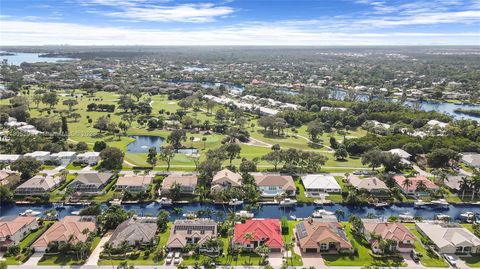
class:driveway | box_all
[267,252,283,267]
[402,252,421,268]
[23,252,43,265]
[293,244,325,268]
[412,164,433,177]
[85,232,112,266]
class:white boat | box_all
[279,198,297,207]
[312,209,335,218]
[109,199,122,205]
[289,215,297,220]
[53,202,65,209]
[19,209,41,216]
[431,199,449,209]
[460,212,476,223]
[399,212,414,221]
[235,210,254,219]
[182,212,197,219]
[435,214,451,221]
[71,211,80,216]
[228,199,244,206]
[157,197,173,206]
[374,202,390,208]
[414,200,428,208]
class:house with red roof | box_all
[361,219,415,254]
[0,216,38,250]
[233,219,283,252]
[32,216,96,252]
[393,175,439,196]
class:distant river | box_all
[0,51,75,65]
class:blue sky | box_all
[1,0,479,45]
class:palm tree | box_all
[335,209,345,221]
[458,177,471,200]
[402,178,412,192]
[243,232,255,262]
[415,180,427,194]
[471,176,480,201]
[255,244,270,264]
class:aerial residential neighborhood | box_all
[1,0,480,268]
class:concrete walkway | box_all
[412,164,433,177]
[23,252,43,265]
[85,232,112,266]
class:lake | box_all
[0,51,75,65]
[1,202,478,222]
[127,135,198,154]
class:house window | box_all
[464,247,472,253]
[320,243,328,250]
[456,246,463,253]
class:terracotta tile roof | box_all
[162,174,198,190]
[32,216,96,248]
[116,175,152,187]
[0,216,36,238]
[393,175,439,191]
[295,221,352,250]
[233,219,283,249]
[362,220,415,243]
[212,169,242,187]
[253,174,295,191]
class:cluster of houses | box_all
[2,215,479,259]
[0,151,101,166]
[158,169,296,198]
[203,94,299,116]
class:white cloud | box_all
[103,3,234,23]
[0,19,478,45]
[79,0,234,23]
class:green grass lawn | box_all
[322,222,406,267]
[284,220,303,266]
[9,90,370,172]
[4,221,54,265]
[38,236,102,266]
[98,223,172,266]
[404,224,448,267]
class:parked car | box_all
[166,252,173,264]
[410,250,420,262]
[443,254,457,267]
[174,252,181,265]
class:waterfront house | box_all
[75,152,101,165]
[15,175,63,196]
[160,174,197,195]
[361,219,415,254]
[301,174,341,196]
[393,175,439,196]
[0,154,21,164]
[116,175,152,192]
[24,151,51,162]
[347,175,390,197]
[252,173,296,197]
[295,219,353,254]
[211,169,242,192]
[0,216,38,250]
[233,219,283,252]
[166,219,217,252]
[32,216,97,252]
[108,217,157,247]
[68,172,114,194]
[416,223,480,254]
[50,151,77,165]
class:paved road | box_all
[6,265,455,269]
[22,252,43,266]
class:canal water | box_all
[1,202,478,221]
[1,52,75,65]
